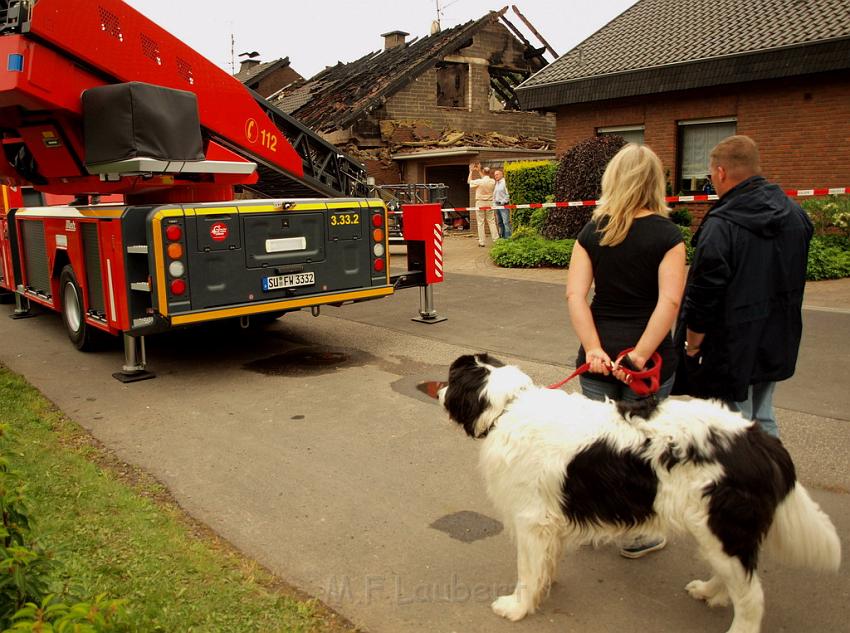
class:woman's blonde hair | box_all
[592,143,669,246]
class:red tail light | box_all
[166,225,182,241]
[371,213,384,228]
[170,279,187,295]
[374,258,385,272]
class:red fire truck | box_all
[0,0,444,381]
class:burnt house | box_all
[271,7,556,211]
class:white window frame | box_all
[597,125,645,145]
[677,118,737,192]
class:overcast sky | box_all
[124,0,639,78]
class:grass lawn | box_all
[0,366,356,632]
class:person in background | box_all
[675,135,813,438]
[566,143,686,559]
[702,174,715,195]
[468,162,499,247]
[493,169,512,239]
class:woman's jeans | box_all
[579,373,675,403]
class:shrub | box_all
[0,425,129,632]
[806,236,850,281]
[678,225,695,264]
[0,430,54,627]
[529,207,549,233]
[503,161,556,228]
[670,207,693,227]
[7,594,129,632]
[503,160,556,205]
[545,135,627,240]
[491,233,574,268]
[802,196,850,237]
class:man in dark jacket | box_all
[676,135,813,437]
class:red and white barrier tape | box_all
[394,186,850,215]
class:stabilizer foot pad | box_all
[411,315,447,324]
[112,370,156,383]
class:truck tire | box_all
[59,265,99,351]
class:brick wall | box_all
[253,66,303,98]
[554,71,850,191]
[384,23,555,139]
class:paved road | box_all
[1,239,847,633]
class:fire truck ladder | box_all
[244,91,368,199]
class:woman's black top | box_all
[576,214,684,383]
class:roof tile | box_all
[521,0,850,89]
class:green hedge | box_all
[492,225,850,281]
[807,236,850,281]
[490,228,573,268]
[503,161,556,227]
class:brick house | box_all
[235,57,303,98]
[271,8,556,211]
[516,0,850,203]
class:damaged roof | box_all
[517,0,850,109]
[235,57,295,84]
[270,7,543,133]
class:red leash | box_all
[547,348,662,397]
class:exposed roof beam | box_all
[512,5,557,58]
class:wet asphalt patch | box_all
[243,346,372,377]
[430,511,504,543]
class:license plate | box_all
[262,272,315,291]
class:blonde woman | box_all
[566,144,686,556]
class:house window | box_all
[678,118,737,193]
[597,125,645,145]
[488,67,528,111]
[436,62,468,108]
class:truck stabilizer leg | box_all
[411,285,447,324]
[112,333,155,383]
[401,203,447,324]
[9,290,36,319]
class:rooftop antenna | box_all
[434,0,462,31]
[229,22,235,74]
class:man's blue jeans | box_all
[496,207,511,238]
[728,381,779,437]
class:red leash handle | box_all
[613,348,662,397]
[547,348,662,396]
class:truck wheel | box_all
[59,265,99,351]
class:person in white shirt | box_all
[468,162,499,247]
[493,169,511,238]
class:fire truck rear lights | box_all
[168,261,185,278]
[373,258,385,273]
[167,243,183,259]
[165,225,182,241]
[371,213,383,228]
[373,243,385,258]
[372,228,384,242]
[170,279,187,295]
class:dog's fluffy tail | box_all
[764,483,841,572]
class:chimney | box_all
[381,30,409,51]
[239,59,261,73]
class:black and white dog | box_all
[439,353,841,633]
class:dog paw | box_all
[685,579,730,607]
[492,595,528,621]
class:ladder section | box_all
[246,90,369,199]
